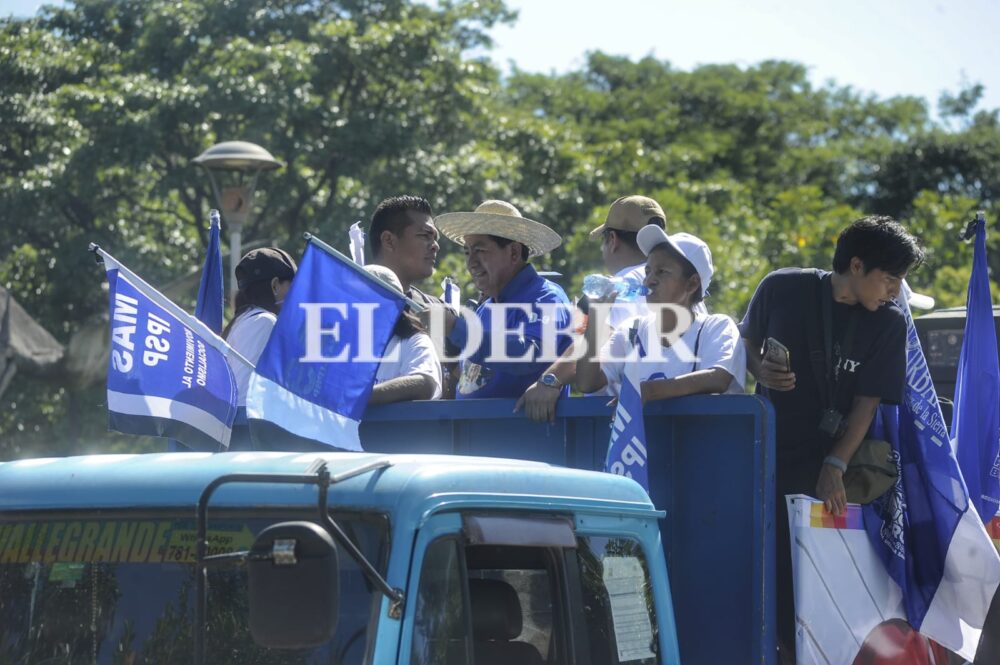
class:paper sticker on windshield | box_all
[603,555,656,662]
[0,520,254,565]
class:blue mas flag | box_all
[195,210,225,334]
[96,246,241,450]
[951,216,1000,524]
[605,362,649,492]
[170,210,226,452]
[862,283,1000,660]
[246,239,405,451]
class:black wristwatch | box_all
[540,373,561,389]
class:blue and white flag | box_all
[170,210,226,452]
[195,209,225,334]
[862,282,1000,660]
[95,246,244,450]
[604,360,649,492]
[442,277,460,310]
[246,237,405,451]
[951,215,1000,524]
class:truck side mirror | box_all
[248,521,339,648]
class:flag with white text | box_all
[97,247,240,450]
[170,210,226,452]
[860,283,1000,660]
[604,359,649,492]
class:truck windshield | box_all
[0,511,387,664]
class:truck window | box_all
[410,538,471,665]
[0,512,387,664]
[576,536,659,665]
[411,537,566,665]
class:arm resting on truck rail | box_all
[640,367,734,404]
[369,374,438,405]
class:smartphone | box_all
[763,337,791,372]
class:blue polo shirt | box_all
[447,264,573,399]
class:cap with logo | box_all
[589,195,666,238]
[637,226,714,298]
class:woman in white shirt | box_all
[222,247,297,448]
[575,227,745,400]
[364,265,442,404]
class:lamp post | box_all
[193,141,283,297]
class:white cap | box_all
[364,264,404,293]
[637,226,714,298]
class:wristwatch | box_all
[540,373,562,389]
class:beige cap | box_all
[589,195,666,238]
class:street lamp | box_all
[193,141,283,297]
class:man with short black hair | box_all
[368,195,439,297]
[740,215,924,663]
[368,195,458,397]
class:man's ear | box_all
[850,256,865,275]
[270,277,280,295]
[380,230,396,253]
[604,230,618,252]
[509,242,524,262]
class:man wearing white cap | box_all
[574,226,745,400]
[434,199,573,399]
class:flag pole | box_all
[302,233,427,313]
[88,243,254,369]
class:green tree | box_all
[0,0,514,455]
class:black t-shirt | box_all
[739,268,906,459]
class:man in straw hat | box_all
[515,195,668,421]
[434,199,573,399]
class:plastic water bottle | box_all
[581,274,649,301]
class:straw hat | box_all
[435,200,562,258]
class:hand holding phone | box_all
[763,337,791,372]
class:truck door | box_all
[400,512,586,665]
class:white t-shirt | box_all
[374,332,443,400]
[226,307,277,407]
[600,312,746,396]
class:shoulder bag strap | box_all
[802,270,832,408]
[691,321,705,372]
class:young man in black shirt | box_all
[740,215,923,662]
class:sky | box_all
[4,0,1000,113]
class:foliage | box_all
[1,0,998,457]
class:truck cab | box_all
[0,451,679,664]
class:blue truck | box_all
[0,394,774,664]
